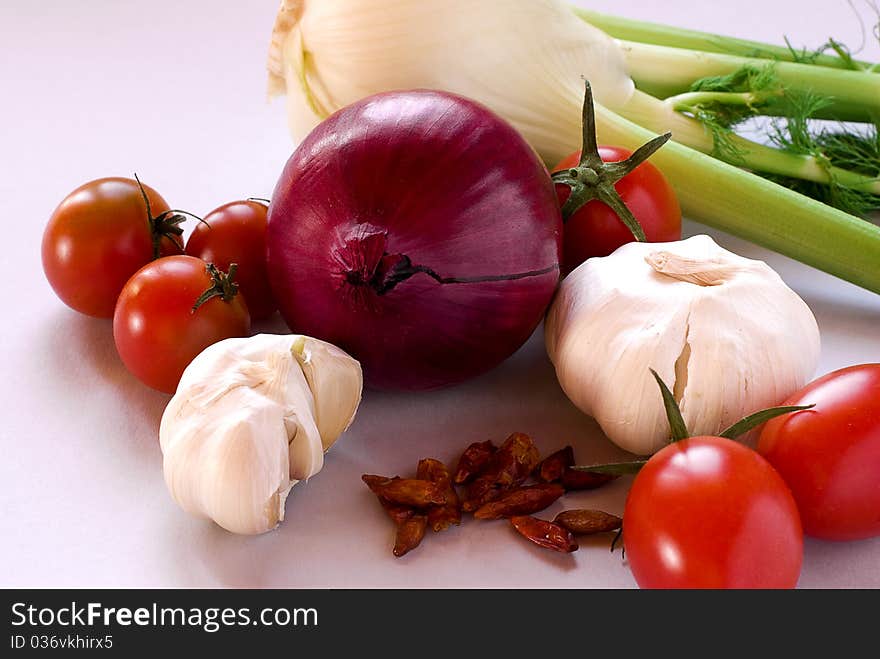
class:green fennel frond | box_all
[784,35,864,70]
[679,65,783,163]
[783,0,880,72]
[768,105,880,217]
[681,62,880,217]
[690,64,779,95]
[691,108,749,164]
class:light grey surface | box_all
[1,0,878,587]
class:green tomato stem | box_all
[191,263,240,313]
[552,81,674,241]
[571,461,648,476]
[718,405,815,440]
[650,369,690,442]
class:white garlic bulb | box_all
[545,235,820,455]
[159,334,362,535]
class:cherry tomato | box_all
[42,177,184,318]
[113,255,250,394]
[758,364,880,541]
[185,200,277,320]
[553,147,681,272]
[624,436,803,589]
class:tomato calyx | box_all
[247,197,271,205]
[191,262,241,313]
[551,81,671,242]
[571,369,814,476]
[133,173,204,259]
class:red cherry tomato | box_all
[758,364,880,541]
[553,147,681,272]
[113,255,250,394]
[185,200,277,320]
[624,436,803,589]
[42,177,183,318]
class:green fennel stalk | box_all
[573,7,879,71]
[619,41,880,122]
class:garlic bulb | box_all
[267,0,633,163]
[159,334,362,535]
[545,235,820,455]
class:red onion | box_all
[267,90,562,390]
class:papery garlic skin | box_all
[159,334,362,535]
[545,235,820,455]
[267,0,633,163]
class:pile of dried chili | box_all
[362,432,622,557]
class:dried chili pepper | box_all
[461,477,498,512]
[499,432,541,484]
[473,483,565,520]
[462,433,540,511]
[393,514,428,557]
[373,478,447,508]
[362,474,414,525]
[361,473,397,493]
[417,458,461,532]
[535,446,575,482]
[553,509,622,535]
[510,516,578,553]
[560,468,618,491]
[382,503,415,527]
[453,440,496,484]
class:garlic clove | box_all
[280,357,325,481]
[292,336,364,451]
[162,388,292,535]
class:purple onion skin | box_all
[267,90,562,390]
